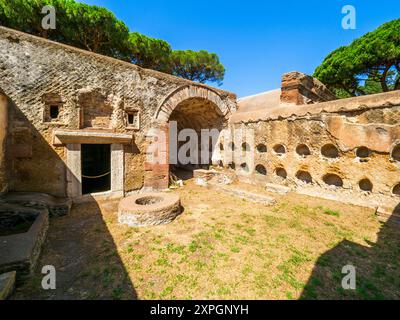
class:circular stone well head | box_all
[118,193,181,227]
[135,196,163,206]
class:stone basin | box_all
[118,193,181,227]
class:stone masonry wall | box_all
[0,27,236,197]
[218,91,400,211]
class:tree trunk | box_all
[381,65,391,92]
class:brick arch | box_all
[145,85,233,191]
[154,85,232,123]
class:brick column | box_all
[0,93,8,194]
[144,122,170,190]
[280,71,336,105]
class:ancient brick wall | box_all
[223,90,400,210]
[0,27,236,197]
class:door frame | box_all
[66,143,124,200]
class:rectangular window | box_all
[50,105,59,119]
[127,113,135,125]
[126,110,139,129]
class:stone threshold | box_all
[72,190,124,204]
[210,184,277,206]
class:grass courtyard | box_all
[13,180,400,300]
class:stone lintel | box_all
[53,130,133,145]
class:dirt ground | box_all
[12,180,400,300]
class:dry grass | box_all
[13,180,400,300]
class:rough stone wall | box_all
[0,27,236,197]
[280,71,336,105]
[222,91,400,210]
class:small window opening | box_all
[50,105,59,119]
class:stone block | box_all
[265,183,291,195]
[0,204,49,283]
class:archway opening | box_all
[168,97,225,180]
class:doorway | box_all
[168,97,224,182]
[81,144,111,195]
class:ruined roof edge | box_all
[0,26,236,100]
[230,90,400,124]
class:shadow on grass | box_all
[14,199,137,300]
[301,204,400,300]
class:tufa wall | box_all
[217,72,400,212]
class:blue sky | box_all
[80,0,399,98]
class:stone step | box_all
[194,169,235,186]
[212,185,276,206]
[1,192,72,217]
[265,183,291,195]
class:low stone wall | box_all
[0,205,49,283]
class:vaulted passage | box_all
[81,144,111,195]
[169,97,225,179]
